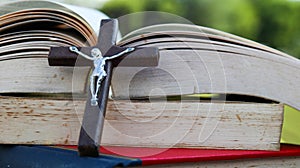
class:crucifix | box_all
[48,19,159,157]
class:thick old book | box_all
[0,0,299,152]
[0,96,283,151]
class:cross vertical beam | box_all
[77,19,118,157]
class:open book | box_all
[0,0,299,152]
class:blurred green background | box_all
[62,0,300,58]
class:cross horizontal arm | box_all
[48,46,159,67]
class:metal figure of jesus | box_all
[69,46,134,106]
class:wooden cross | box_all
[48,19,159,157]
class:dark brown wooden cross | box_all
[48,19,159,157]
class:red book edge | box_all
[62,145,300,166]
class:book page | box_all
[0,0,109,35]
[57,2,109,35]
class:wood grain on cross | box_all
[48,19,159,157]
